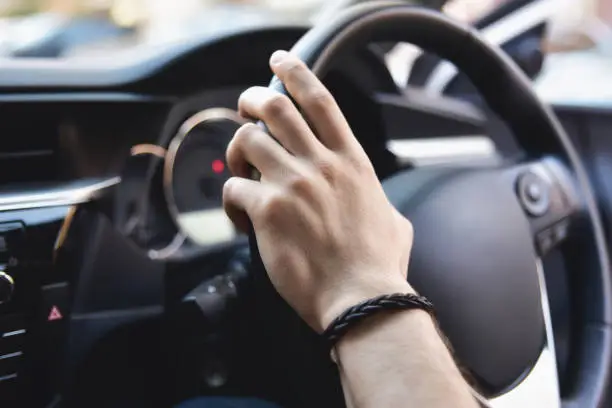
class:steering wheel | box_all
[244,2,612,408]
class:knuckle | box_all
[284,60,308,81]
[258,191,290,223]
[225,139,237,163]
[404,219,414,238]
[262,94,292,118]
[313,156,339,184]
[227,124,262,177]
[222,177,239,201]
[233,123,259,146]
[347,152,373,174]
[239,86,264,103]
[225,139,243,175]
[287,173,314,196]
[222,178,234,198]
[397,216,414,241]
[237,88,256,117]
[304,89,334,111]
[237,88,250,107]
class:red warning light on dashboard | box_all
[48,306,63,321]
[212,159,225,174]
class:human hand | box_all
[223,50,414,333]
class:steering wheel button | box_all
[526,183,542,202]
[517,172,550,217]
[553,221,570,243]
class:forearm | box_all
[335,309,479,408]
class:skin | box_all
[599,0,612,25]
[223,50,479,408]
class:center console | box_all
[0,179,117,407]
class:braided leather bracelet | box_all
[322,293,435,348]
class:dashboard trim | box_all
[0,93,173,103]
[0,177,120,213]
[0,373,18,382]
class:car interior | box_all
[0,0,611,407]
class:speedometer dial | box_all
[164,108,246,246]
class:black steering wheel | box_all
[245,2,612,408]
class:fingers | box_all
[226,122,296,180]
[222,177,260,233]
[225,50,362,234]
[269,50,353,151]
[238,86,324,157]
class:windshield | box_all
[1,0,610,61]
[0,0,514,59]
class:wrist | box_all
[332,308,437,368]
[317,277,415,333]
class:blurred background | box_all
[0,0,610,99]
[0,0,610,58]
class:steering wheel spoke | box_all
[503,156,583,256]
[487,260,561,408]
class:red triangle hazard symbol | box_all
[48,305,63,321]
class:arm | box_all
[223,50,479,408]
[319,274,477,408]
[336,305,477,408]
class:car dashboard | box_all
[0,23,611,408]
[0,25,407,407]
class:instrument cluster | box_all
[124,106,246,258]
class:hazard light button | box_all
[30,282,70,403]
[40,283,68,325]
[47,306,62,322]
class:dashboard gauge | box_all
[164,108,246,246]
[116,145,165,238]
[118,144,186,259]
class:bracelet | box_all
[322,293,435,348]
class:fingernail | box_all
[270,50,289,66]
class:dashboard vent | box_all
[0,105,63,185]
[0,150,59,185]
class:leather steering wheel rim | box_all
[248,2,612,407]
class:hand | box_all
[223,50,414,333]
